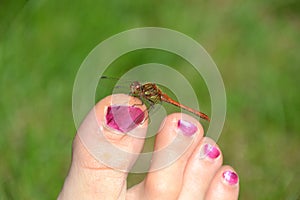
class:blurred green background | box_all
[1,0,300,199]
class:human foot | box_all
[58,94,239,199]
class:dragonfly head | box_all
[130,81,142,95]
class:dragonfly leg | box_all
[130,93,146,107]
[132,102,144,107]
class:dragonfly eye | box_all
[130,81,141,94]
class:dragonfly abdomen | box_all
[161,93,210,121]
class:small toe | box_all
[178,137,223,199]
[205,166,239,200]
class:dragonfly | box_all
[101,76,210,122]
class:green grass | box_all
[1,0,300,199]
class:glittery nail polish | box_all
[204,143,220,159]
[223,170,239,185]
[177,119,197,136]
[106,105,144,133]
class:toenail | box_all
[203,143,220,159]
[177,119,197,136]
[105,105,145,133]
[222,170,239,185]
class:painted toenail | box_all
[177,119,197,136]
[106,105,145,133]
[223,170,239,185]
[204,143,220,159]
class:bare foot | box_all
[58,94,239,200]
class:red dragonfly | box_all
[101,76,210,121]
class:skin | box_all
[58,94,239,200]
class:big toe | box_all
[58,94,148,200]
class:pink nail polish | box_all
[223,171,239,185]
[204,143,220,159]
[106,106,145,133]
[177,119,197,136]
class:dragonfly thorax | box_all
[130,82,162,104]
